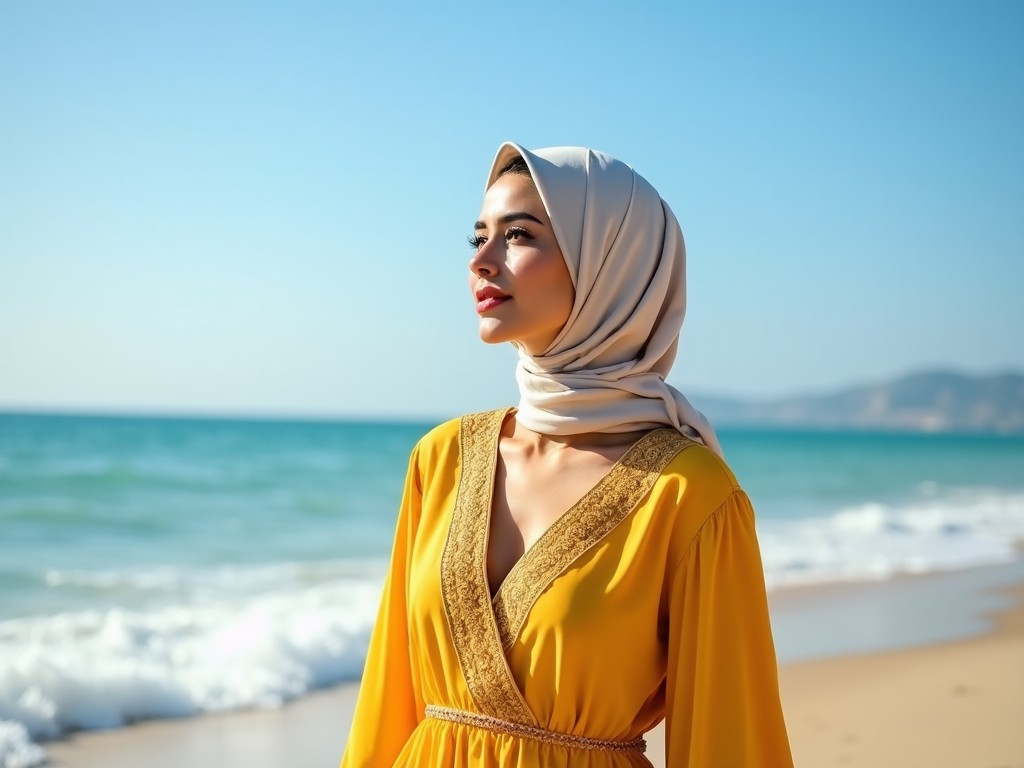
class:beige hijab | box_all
[486,142,722,457]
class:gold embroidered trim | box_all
[425,705,647,753]
[440,409,536,725]
[492,428,692,649]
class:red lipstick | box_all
[475,285,511,314]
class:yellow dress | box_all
[341,409,792,767]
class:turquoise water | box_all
[0,414,426,618]
[726,427,1024,517]
[3,414,1023,617]
[1,411,1023,760]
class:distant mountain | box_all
[693,370,1024,434]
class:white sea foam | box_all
[0,720,46,768]
[0,565,385,760]
[759,489,1024,588]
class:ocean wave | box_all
[759,489,1024,588]
[4,491,1024,759]
[0,720,45,768]
[38,559,386,598]
[0,574,383,761]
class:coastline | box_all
[39,561,1024,768]
[781,582,1024,767]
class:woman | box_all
[341,143,793,767]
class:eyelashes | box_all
[467,227,533,251]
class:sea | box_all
[2,412,1023,766]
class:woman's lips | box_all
[476,295,511,314]
[475,286,511,314]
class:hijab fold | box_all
[487,142,722,458]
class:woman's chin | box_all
[478,330,511,347]
[477,320,513,347]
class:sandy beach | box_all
[781,582,1024,767]
[37,564,1024,768]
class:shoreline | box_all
[782,581,1024,766]
[38,561,1024,768]
[768,554,1024,663]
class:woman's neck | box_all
[502,413,651,458]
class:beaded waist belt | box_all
[424,704,647,753]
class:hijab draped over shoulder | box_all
[486,142,722,457]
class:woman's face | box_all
[468,172,574,355]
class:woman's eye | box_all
[505,227,532,243]
[467,234,487,250]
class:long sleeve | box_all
[340,445,424,768]
[664,489,793,767]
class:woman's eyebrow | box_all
[474,211,545,230]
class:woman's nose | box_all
[469,239,499,277]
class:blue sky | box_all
[1,1,1021,419]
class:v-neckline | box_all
[484,408,661,601]
[438,407,693,723]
